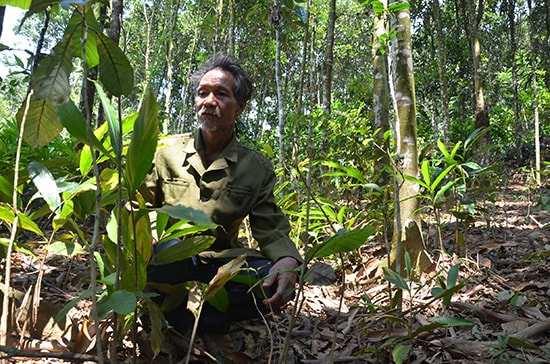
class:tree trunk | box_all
[431,0,450,142]
[163,0,181,134]
[0,6,5,39]
[462,0,490,166]
[321,0,336,151]
[528,0,541,185]
[272,1,285,172]
[506,0,521,153]
[389,0,430,275]
[372,0,390,185]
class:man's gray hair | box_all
[191,53,253,103]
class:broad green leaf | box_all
[428,316,473,327]
[0,176,13,198]
[32,36,73,105]
[0,205,44,237]
[392,344,411,364]
[126,89,158,194]
[65,8,101,67]
[95,82,121,156]
[383,267,409,291]
[305,226,376,262]
[420,160,431,186]
[28,161,61,212]
[433,180,455,205]
[96,33,134,96]
[206,287,229,313]
[447,264,460,288]
[431,165,455,191]
[388,1,410,13]
[46,241,83,257]
[120,255,148,291]
[109,290,137,315]
[57,101,112,158]
[507,336,540,351]
[17,98,63,148]
[0,0,31,8]
[145,299,164,355]
[154,236,216,265]
[153,205,215,229]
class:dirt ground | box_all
[2,174,549,363]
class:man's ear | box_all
[236,101,247,116]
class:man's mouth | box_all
[198,107,220,118]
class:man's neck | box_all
[200,129,233,166]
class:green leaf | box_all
[57,101,112,158]
[305,226,376,262]
[447,264,460,288]
[46,241,83,257]
[109,290,137,315]
[204,254,247,301]
[65,9,101,67]
[420,160,431,186]
[17,98,63,148]
[428,316,473,327]
[153,205,215,229]
[125,89,158,194]
[0,0,31,8]
[145,299,164,355]
[0,204,45,237]
[392,344,411,364]
[154,236,216,265]
[96,33,134,96]
[95,82,122,157]
[388,1,410,13]
[28,161,61,213]
[32,36,73,105]
[383,267,409,291]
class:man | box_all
[141,53,302,344]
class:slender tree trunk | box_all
[372,0,390,185]
[321,0,336,151]
[214,0,223,53]
[528,0,541,185]
[296,0,311,114]
[0,6,5,39]
[163,0,181,134]
[431,0,450,142]
[462,0,490,166]
[507,0,521,153]
[271,1,285,171]
[389,0,430,274]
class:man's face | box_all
[196,68,246,134]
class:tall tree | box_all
[389,0,430,274]
[321,0,336,151]
[528,0,542,185]
[430,0,450,142]
[506,0,521,154]
[461,0,490,165]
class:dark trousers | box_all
[147,243,273,334]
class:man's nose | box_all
[204,92,217,106]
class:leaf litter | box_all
[2,178,549,363]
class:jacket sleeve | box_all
[248,161,302,263]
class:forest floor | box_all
[2,172,550,363]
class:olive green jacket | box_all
[140,130,302,263]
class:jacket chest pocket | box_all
[162,178,193,206]
[222,184,253,213]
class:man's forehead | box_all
[199,68,235,89]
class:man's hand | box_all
[262,257,299,313]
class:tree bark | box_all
[462,0,490,166]
[431,0,450,142]
[389,0,430,274]
[506,0,521,153]
[528,0,541,185]
[321,0,336,151]
[372,0,390,185]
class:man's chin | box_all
[199,123,218,133]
